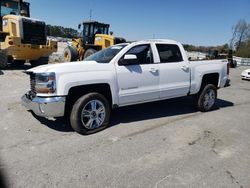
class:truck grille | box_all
[30,73,36,95]
[22,19,47,45]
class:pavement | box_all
[0,65,250,188]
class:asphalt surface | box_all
[0,65,250,188]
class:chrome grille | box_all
[30,73,36,94]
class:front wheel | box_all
[70,93,111,135]
[196,84,217,112]
[84,48,97,59]
[63,46,78,62]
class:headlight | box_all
[35,72,56,94]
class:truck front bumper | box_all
[21,93,66,118]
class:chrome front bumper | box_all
[21,93,66,117]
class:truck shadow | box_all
[31,96,234,133]
[0,159,8,188]
[109,97,234,126]
[30,112,74,132]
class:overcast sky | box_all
[27,0,250,46]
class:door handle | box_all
[181,66,189,71]
[149,68,158,73]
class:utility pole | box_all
[89,9,92,21]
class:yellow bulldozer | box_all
[63,20,126,62]
[0,0,57,68]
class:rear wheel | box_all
[84,48,97,59]
[196,84,217,112]
[0,50,8,69]
[63,46,78,62]
[70,93,111,135]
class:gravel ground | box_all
[0,65,250,188]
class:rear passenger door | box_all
[156,43,190,99]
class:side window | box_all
[156,44,183,63]
[123,44,153,65]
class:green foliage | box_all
[183,44,229,53]
[46,25,79,38]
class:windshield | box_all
[85,44,127,63]
[1,0,19,16]
[0,0,29,17]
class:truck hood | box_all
[26,61,113,74]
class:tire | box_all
[70,93,111,135]
[196,84,217,112]
[84,48,97,59]
[13,60,26,66]
[30,57,49,67]
[63,46,78,62]
[0,50,8,69]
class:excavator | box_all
[63,20,126,62]
[0,0,57,68]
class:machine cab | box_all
[0,0,30,17]
[81,21,110,45]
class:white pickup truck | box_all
[22,39,230,134]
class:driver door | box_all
[115,44,160,105]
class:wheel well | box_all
[201,73,219,88]
[65,83,112,116]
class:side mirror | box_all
[119,54,139,66]
[78,24,81,30]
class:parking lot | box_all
[0,65,250,188]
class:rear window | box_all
[156,44,183,63]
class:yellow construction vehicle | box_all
[63,20,126,62]
[0,0,57,68]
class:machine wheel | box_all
[84,48,97,59]
[63,46,78,62]
[196,84,217,112]
[0,50,8,69]
[70,93,111,135]
[30,57,49,67]
[13,60,26,66]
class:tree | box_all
[235,39,250,58]
[46,25,79,38]
[230,19,250,51]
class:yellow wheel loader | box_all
[63,21,126,62]
[0,0,57,68]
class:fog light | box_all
[39,103,46,113]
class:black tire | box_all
[84,48,97,59]
[63,46,78,62]
[13,60,26,66]
[0,50,8,69]
[30,57,49,67]
[196,84,217,112]
[70,93,111,135]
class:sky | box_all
[26,0,250,46]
